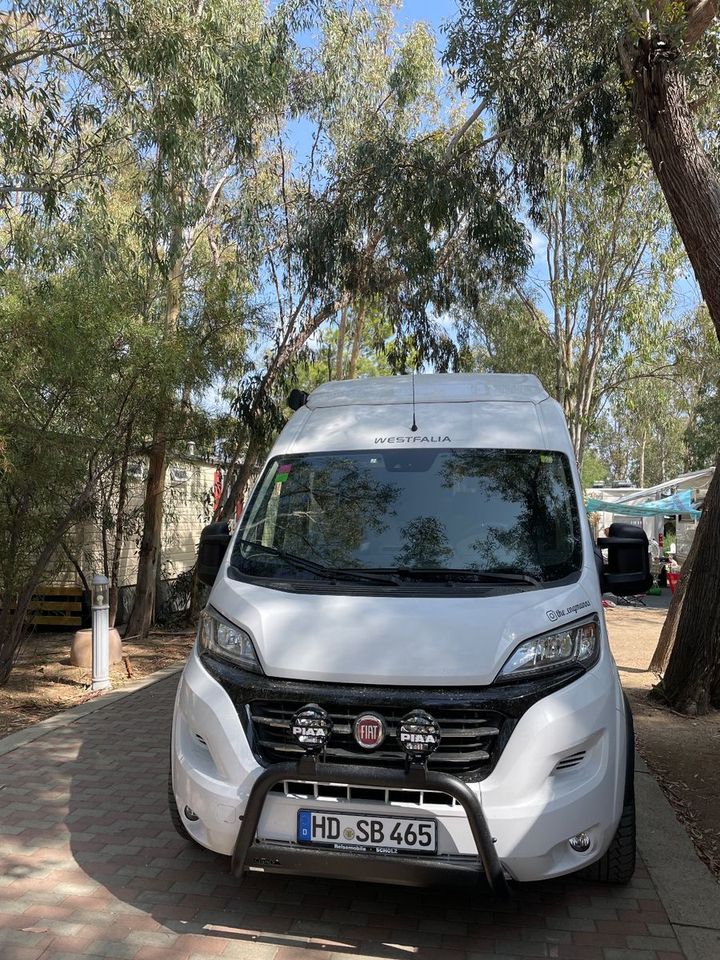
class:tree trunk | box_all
[60,542,91,594]
[217,445,260,522]
[213,297,345,526]
[335,305,347,380]
[638,433,646,489]
[109,420,133,628]
[125,212,183,639]
[347,305,366,380]
[621,37,720,713]
[0,590,35,686]
[624,43,720,339]
[648,526,698,674]
[125,433,167,640]
[655,454,720,713]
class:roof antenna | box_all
[410,371,418,432]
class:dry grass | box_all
[0,628,194,738]
[606,601,720,882]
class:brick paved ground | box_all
[0,675,686,960]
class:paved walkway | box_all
[0,673,704,960]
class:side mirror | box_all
[597,522,653,597]
[197,521,231,587]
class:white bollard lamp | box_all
[91,574,112,692]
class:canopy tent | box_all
[609,468,712,504]
[585,488,701,519]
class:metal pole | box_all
[91,574,112,692]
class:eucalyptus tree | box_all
[454,291,556,389]
[595,306,720,485]
[686,395,720,469]
[536,163,679,464]
[599,379,687,486]
[77,0,296,639]
[678,307,720,469]
[215,0,530,521]
[458,156,679,467]
[0,201,159,684]
[446,0,720,714]
[0,2,131,216]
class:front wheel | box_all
[167,767,197,845]
[579,797,636,883]
[580,693,636,884]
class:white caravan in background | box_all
[170,374,651,893]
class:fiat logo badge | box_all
[353,712,386,750]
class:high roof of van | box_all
[306,373,549,408]
[269,373,572,459]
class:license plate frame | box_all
[297,809,438,855]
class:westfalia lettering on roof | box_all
[374,435,451,444]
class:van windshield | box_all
[231,448,582,587]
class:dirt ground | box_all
[606,595,720,882]
[0,628,195,738]
[0,601,718,883]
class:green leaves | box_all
[295,125,530,369]
[444,0,720,213]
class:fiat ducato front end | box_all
[170,374,649,891]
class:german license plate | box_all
[297,810,437,854]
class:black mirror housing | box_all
[597,522,653,597]
[197,521,231,587]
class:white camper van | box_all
[170,375,651,893]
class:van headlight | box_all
[197,609,263,673]
[498,619,598,680]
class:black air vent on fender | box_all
[554,750,586,772]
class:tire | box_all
[580,693,636,884]
[167,767,196,844]
[579,797,636,884]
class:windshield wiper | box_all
[234,539,400,585]
[376,567,541,587]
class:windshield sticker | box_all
[540,454,554,463]
[374,436,451,444]
[546,600,591,623]
[275,464,293,483]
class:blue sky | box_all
[394,0,456,37]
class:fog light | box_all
[290,703,332,753]
[569,832,591,852]
[398,709,441,762]
[184,806,199,822]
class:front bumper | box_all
[232,757,508,895]
[172,644,627,884]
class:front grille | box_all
[248,700,508,780]
[271,781,460,806]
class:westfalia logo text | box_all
[374,435,451,444]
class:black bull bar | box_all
[231,757,510,896]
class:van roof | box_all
[306,374,549,408]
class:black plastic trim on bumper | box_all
[242,843,485,887]
[201,652,585,781]
[201,652,584,722]
[231,758,510,896]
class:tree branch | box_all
[444,98,489,157]
[457,81,609,158]
[685,0,717,46]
